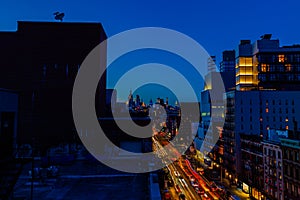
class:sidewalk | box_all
[221,178,250,200]
[192,157,251,200]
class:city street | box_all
[153,136,226,200]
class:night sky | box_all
[2,0,300,102]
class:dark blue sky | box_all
[2,0,300,102]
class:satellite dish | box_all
[260,34,272,40]
[54,12,65,22]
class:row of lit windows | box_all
[261,116,291,123]
[266,125,289,131]
[259,64,300,72]
[236,65,254,75]
[283,149,300,162]
[258,73,300,81]
[284,165,300,181]
[237,57,253,67]
[240,99,295,106]
[264,166,282,180]
[265,99,295,106]
[264,148,282,158]
[240,118,288,130]
[285,182,300,198]
[257,54,300,63]
[265,180,282,195]
[236,75,257,85]
[265,107,295,114]
[239,107,295,114]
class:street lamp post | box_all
[220,165,222,182]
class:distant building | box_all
[106,89,117,115]
[281,138,300,200]
[262,129,288,200]
[235,40,255,91]
[219,50,235,72]
[240,134,264,199]
[207,56,217,73]
[200,54,235,177]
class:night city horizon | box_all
[1,1,300,200]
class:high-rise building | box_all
[254,37,300,91]
[235,34,300,91]
[235,40,257,91]
[208,56,217,73]
[221,34,300,200]
[220,50,235,72]
[199,55,235,176]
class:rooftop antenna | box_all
[53,12,65,22]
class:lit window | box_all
[286,125,289,130]
[266,108,269,113]
[279,55,285,63]
[261,64,267,72]
[285,64,292,72]
[286,117,289,122]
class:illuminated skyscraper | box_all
[235,40,257,91]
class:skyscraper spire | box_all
[128,89,133,108]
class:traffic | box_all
[152,134,234,200]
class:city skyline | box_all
[1,2,300,200]
[2,0,300,59]
[2,1,300,102]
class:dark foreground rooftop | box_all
[13,160,148,200]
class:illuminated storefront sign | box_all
[242,182,249,193]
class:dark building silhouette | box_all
[0,89,18,159]
[0,21,107,150]
[105,89,117,116]
[220,50,235,72]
